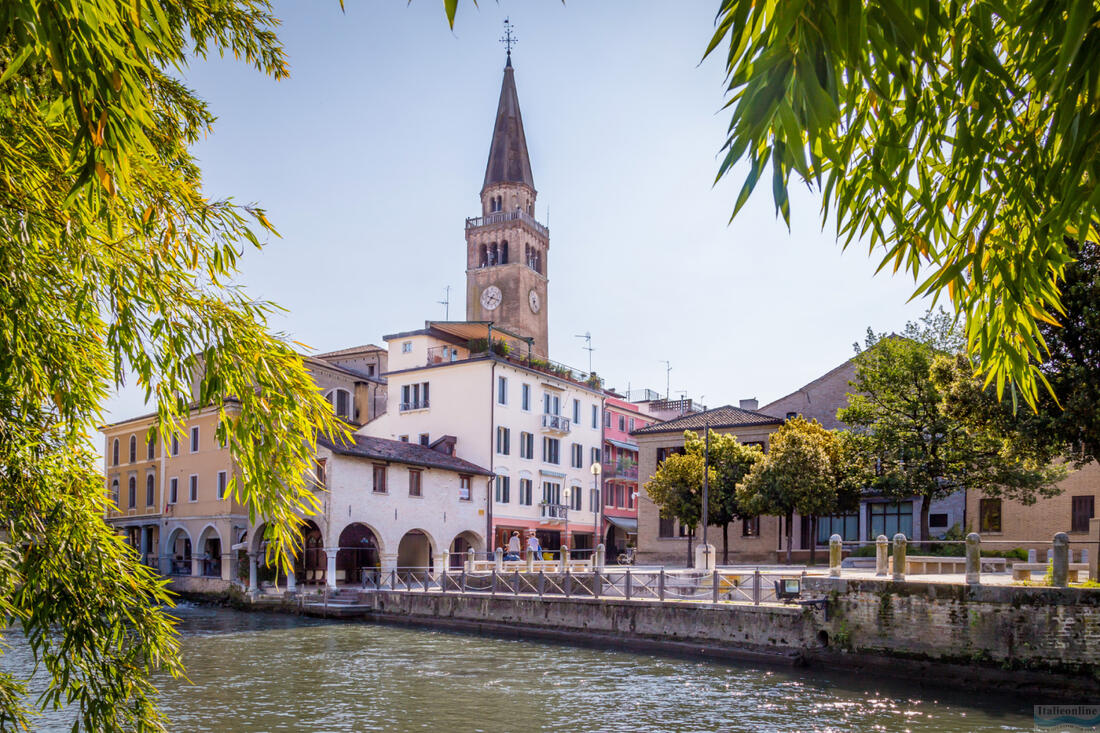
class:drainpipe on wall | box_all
[487,350,496,554]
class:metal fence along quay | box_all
[360,567,791,606]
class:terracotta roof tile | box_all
[319,435,493,476]
[631,404,783,436]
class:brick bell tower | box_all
[465,21,550,357]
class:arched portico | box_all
[449,530,484,569]
[196,524,222,578]
[164,526,192,576]
[397,529,437,571]
[335,522,382,587]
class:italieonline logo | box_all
[1035,705,1100,731]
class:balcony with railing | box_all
[602,460,639,480]
[426,345,464,365]
[541,413,571,434]
[465,209,549,238]
[539,503,568,522]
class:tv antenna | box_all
[438,285,451,320]
[575,332,594,374]
[660,360,671,400]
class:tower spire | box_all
[483,20,534,192]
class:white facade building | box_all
[363,321,606,555]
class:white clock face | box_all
[481,285,503,311]
[528,289,541,313]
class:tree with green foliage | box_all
[737,417,850,564]
[705,0,1100,409]
[839,327,1066,541]
[682,429,763,564]
[643,449,714,567]
[1,2,344,729]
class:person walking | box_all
[505,530,522,561]
[525,532,541,559]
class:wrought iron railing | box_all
[541,413,571,433]
[539,502,568,520]
[362,565,790,606]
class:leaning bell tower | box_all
[465,19,550,357]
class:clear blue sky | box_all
[106,0,930,423]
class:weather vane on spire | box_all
[500,17,517,63]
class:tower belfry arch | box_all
[465,19,550,357]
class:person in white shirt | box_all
[525,533,541,558]
[504,531,522,561]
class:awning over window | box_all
[605,516,638,534]
[606,438,638,452]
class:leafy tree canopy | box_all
[683,429,763,562]
[737,417,852,562]
[1,2,344,729]
[705,0,1100,409]
[839,322,1066,540]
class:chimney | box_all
[739,398,759,411]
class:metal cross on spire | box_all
[500,17,517,63]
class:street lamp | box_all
[562,485,571,552]
[591,461,602,558]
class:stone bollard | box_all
[1027,548,1037,563]
[559,546,570,573]
[1052,532,1070,587]
[829,534,842,577]
[875,535,888,577]
[965,533,981,585]
[694,543,716,571]
[494,547,504,572]
[464,551,473,573]
[892,533,907,581]
[440,551,450,575]
[1090,518,1099,582]
[526,548,535,573]
[595,543,606,570]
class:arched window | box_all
[500,241,509,264]
[112,439,119,466]
[326,389,352,420]
[110,479,119,506]
[479,244,488,267]
[146,474,155,506]
[489,242,498,266]
[128,435,136,463]
[147,435,155,460]
[128,476,136,508]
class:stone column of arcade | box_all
[248,553,259,592]
[324,548,339,589]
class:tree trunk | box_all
[809,515,817,566]
[920,495,931,547]
[785,511,793,565]
[722,522,729,565]
[686,526,693,568]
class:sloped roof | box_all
[483,62,534,191]
[319,435,493,476]
[631,404,783,436]
[314,344,386,359]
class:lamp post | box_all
[562,486,571,552]
[701,413,710,550]
[591,461,602,558]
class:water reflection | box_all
[4,604,1034,732]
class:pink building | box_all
[601,396,655,559]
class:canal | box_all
[7,604,1036,731]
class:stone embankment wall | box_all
[365,591,812,665]
[809,577,1100,679]
[349,577,1100,698]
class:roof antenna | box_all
[660,360,671,400]
[437,285,451,320]
[500,17,517,66]
[574,332,595,374]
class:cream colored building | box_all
[363,321,605,556]
[246,434,492,590]
[101,346,389,587]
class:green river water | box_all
[4,604,1040,732]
